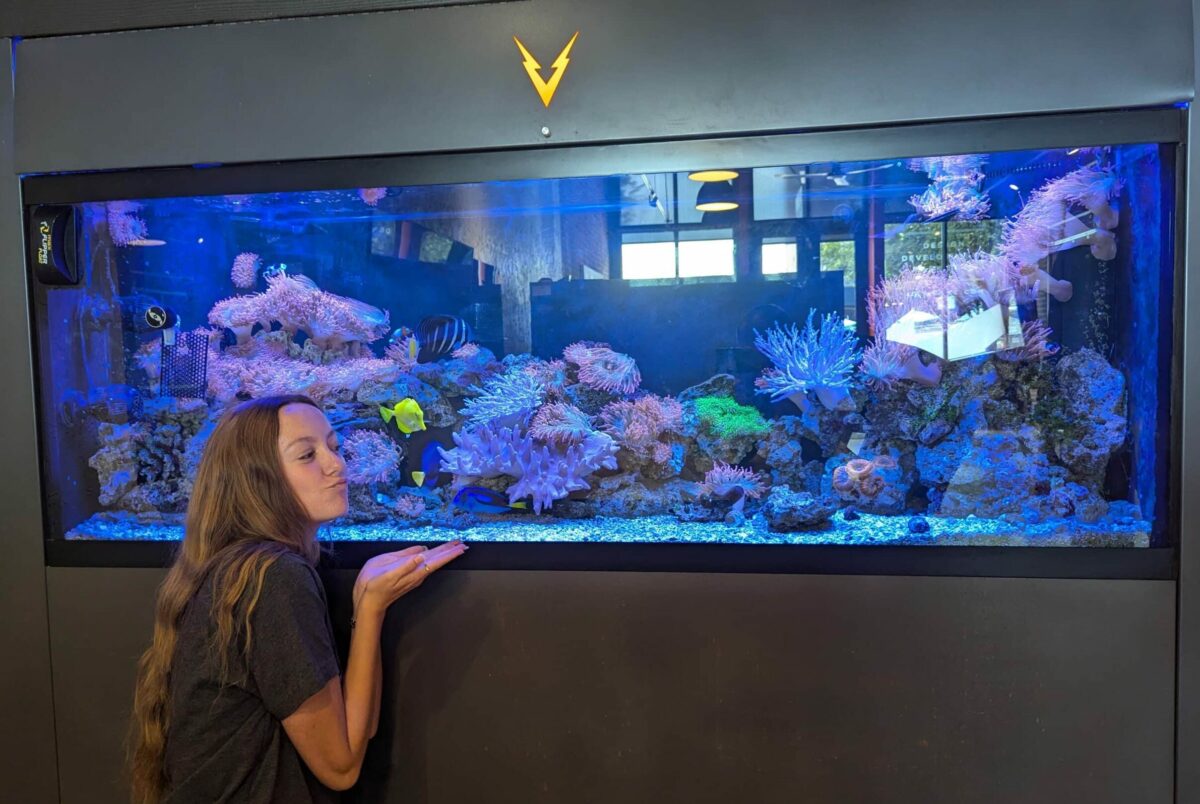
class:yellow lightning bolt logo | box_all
[513,31,579,108]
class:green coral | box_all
[693,396,770,440]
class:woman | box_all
[129,394,466,802]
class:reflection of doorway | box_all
[752,215,868,338]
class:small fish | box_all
[416,315,472,362]
[452,486,528,514]
[411,471,427,487]
[379,398,427,434]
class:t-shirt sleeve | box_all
[247,553,341,721]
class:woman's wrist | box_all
[350,600,386,631]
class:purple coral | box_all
[564,342,642,395]
[529,402,595,444]
[231,252,261,289]
[439,423,618,513]
[342,429,401,485]
[754,310,862,409]
[461,370,545,428]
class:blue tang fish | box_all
[452,486,528,514]
[411,439,444,488]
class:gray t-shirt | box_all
[164,550,342,803]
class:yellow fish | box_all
[379,398,426,435]
[411,471,426,487]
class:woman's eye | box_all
[300,451,314,461]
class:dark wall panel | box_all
[14,0,1194,174]
[48,567,1176,804]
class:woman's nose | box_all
[323,447,346,474]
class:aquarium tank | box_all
[26,139,1176,548]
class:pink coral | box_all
[908,155,990,221]
[343,429,401,485]
[208,272,389,352]
[358,187,388,207]
[394,495,426,519]
[598,394,684,456]
[867,265,956,337]
[651,441,674,466]
[105,201,149,246]
[385,335,421,371]
[208,351,398,404]
[523,359,569,397]
[231,252,261,289]
[529,403,594,444]
[998,319,1059,362]
[564,342,641,395]
[452,342,480,360]
[1000,166,1122,301]
[859,338,942,388]
[948,251,1019,308]
[701,462,766,500]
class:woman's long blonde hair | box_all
[129,395,324,803]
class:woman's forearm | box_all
[343,606,385,761]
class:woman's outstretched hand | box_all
[352,541,467,621]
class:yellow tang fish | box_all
[379,398,427,435]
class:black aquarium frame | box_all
[25,107,1187,580]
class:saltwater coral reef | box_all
[755,310,862,411]
[564,342,642,395]
[599,394,684,461]
[700,462,766,502]
[530,402,595,445]
[231,252,261,289]
[342,429,402,485]
[461,370,545,428]
[106,201,150,247]
[209,272,389,354]
[438,423,618,513]
[860,339,941,388]
[908,155,991,221]
[996,319,1058,363]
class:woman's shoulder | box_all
[257,548,325,606]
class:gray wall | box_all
[1,0,1196,801]
[48,568,1178,804]
[0,40,60,804]
[12,0,1194,174]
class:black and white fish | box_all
[416,315,472,361]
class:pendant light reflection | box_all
[694,179,738,213]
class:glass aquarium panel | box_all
[28,141,1175,547]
